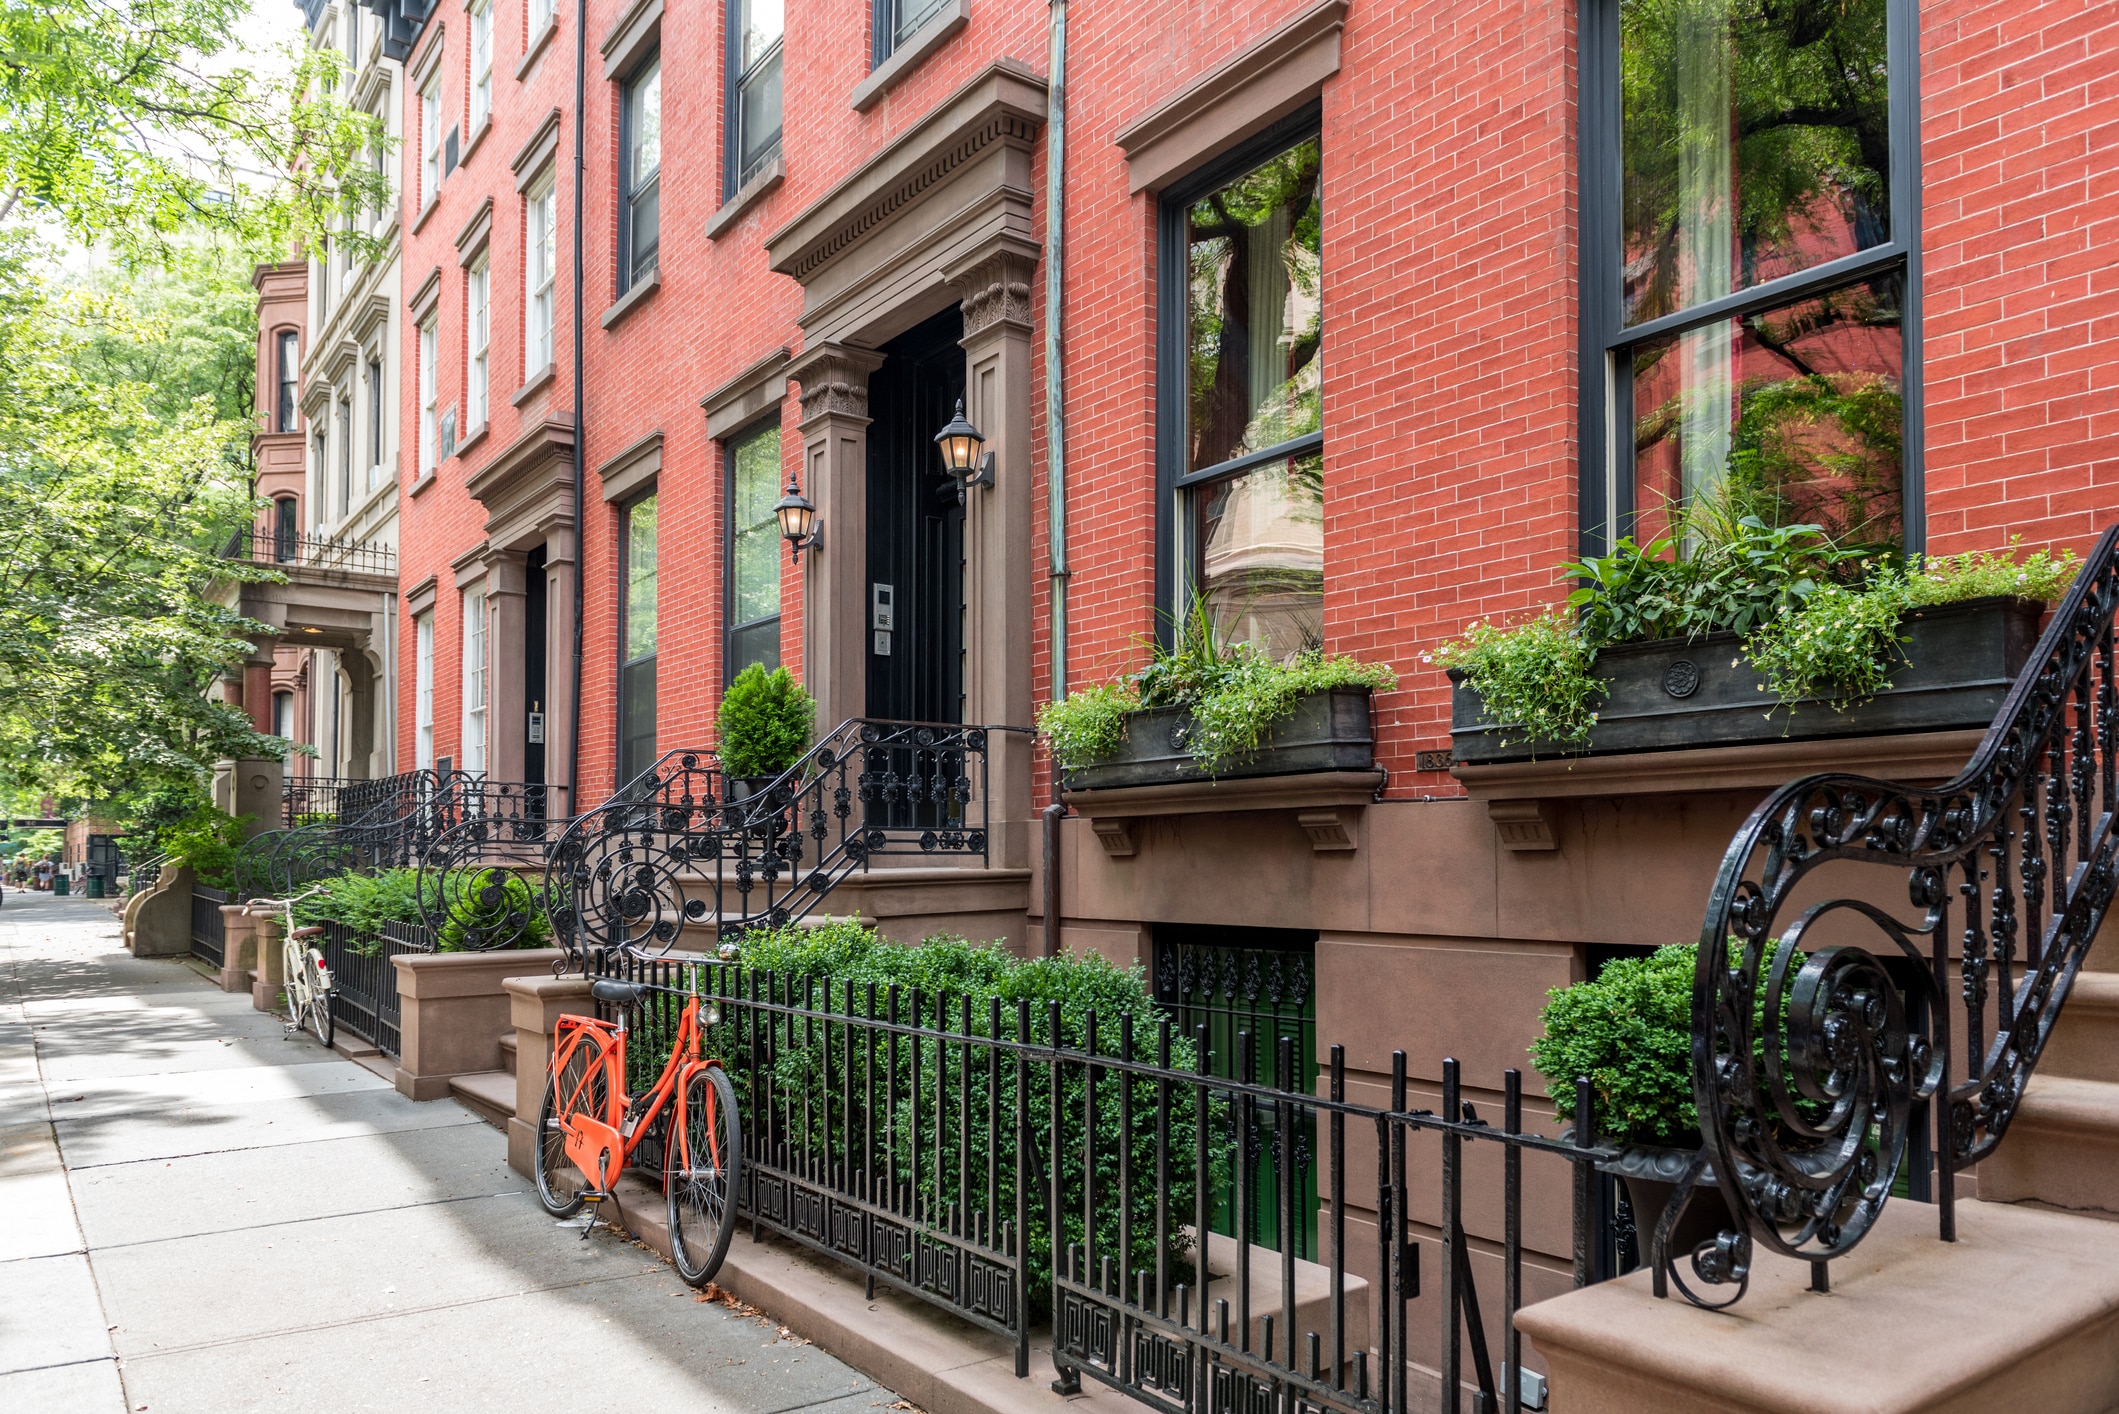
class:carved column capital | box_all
[950,248,1038,340]
[789,343,886,428]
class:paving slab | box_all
[0,1357,125,1413]
[0,1253,113,1375]
[53,1084,491,1169]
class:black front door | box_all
[865,308,966,726]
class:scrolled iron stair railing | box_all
[1666,525,2119,1307]
[547,718,1006,968]
[414,779,569,948]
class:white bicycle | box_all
[247,884,336,1050]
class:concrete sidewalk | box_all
[0,891,898,1414]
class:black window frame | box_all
[1576,0,1923,559]
[618,48,661,292]
[275,329,300,433]
[723,0,783,201]
[870,0,950,67]
[617,491,659,788]
[722,415,784,683]
[337,394,353,514]
[1152,102,1326,646]
[274,497,299,562]
[368,357,385,471]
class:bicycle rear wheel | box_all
[667,1062,741,1286]
[304,950,335,1050]
[535,1038,609,1218]
[280,948,305,1033]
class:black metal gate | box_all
[189,887,229,968]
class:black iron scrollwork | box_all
[545,719,1000,973]
[1678,526,2119,1305]
[415,779,568,950]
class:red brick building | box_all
[370,0,2119,1329]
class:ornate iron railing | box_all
[1671,527,2119,1306]
[282,774,363,826]
[547,719,999,963]
[415,780,567,948]
[225,526,397,576]
[588,949,1615,1412]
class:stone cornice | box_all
[765,60,1046,288]
[454,195,495,264]
[511,108,563,191]
[700,347,791,440]
[465,416,577,549]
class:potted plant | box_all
[1440,510,2076,763]
[1531,942,1747,1265]
[717,664,817,803]
[1039,604,1397,790]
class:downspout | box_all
[1039,0,1069,957]
[567,0,588,819]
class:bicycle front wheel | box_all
[281,953,305,1033]
[304,951,335,1050]
[535,1040,608,1218]
[667,1062,741,1286]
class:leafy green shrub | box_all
[717,665,816,779]
[438,868,551,951]
[290,867,423,932]
[712,922,1223,1321]
[159,807,249,891]
[1747,569,1910,710]
[1907,541,2078,607]
[1531,940,1802,1146]
[1559,515,1866,648]
[1039,601,1395,774]
[1431,610,1603,751]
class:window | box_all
[619,494,658,785]
[872,0,949,64]
[468,260,490,428]
[274,497,299,562]
[367,357,385,483]
[275,331,299,433]
[415,612,435,769]
[462,589,487,773]
[1581,0,1913,554]
[724,0,782,198]
[470,0,493,130]
[421,78,442,205]
[1158,116,1324,661]
[530,0,554,38]
[272,692,295,740]
[337,394,353,515]
[620,54,661,290]
[726,423,783,678]
[418,317,438,474]
[527,181,557,370]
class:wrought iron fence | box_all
[189,886,230,968]
[226,526,397,577]
[585,951,1612,1412]
[1677,526,2119,1307]
[416,780,568,948]
[282,775,363,826]
[320,919,434,1056]
[549,721,1002,957]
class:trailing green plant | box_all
[1559,516,1870,648]
[716,664,817,780]
[158,806,249,892]
[1907,541,2079,607]
[1430,611,1604,750]
[711,921,1226,1321]
[1039,599,1395,774]
[438,868,551,952]
[1745,567,1911,711]
[1530,939,1804,1146]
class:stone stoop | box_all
[592,1176,1136,1414]
[1979,969,2119,1219]
[1516,1199,2119,1413]
[449,1070,516,1130]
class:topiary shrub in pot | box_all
[716,665,817,801]
[1530,943,1757,1266]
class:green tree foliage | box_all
[0,234,284,817]
[0,0,389,260]
[155,804,247,891]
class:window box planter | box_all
[1060,687,1376,792]
[1449,596,2043,766]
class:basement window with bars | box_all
[1580,0,1918,555]
[1156,108,1324,661]
[1153,923,1320,1259]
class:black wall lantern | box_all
[934,399,994,505]
[775,473,821,563]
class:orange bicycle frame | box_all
[548,993,726,1195]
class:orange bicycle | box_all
[533,971,742,1285]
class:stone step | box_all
[448,1069,516,1130]
[498,1031,517,1066]
[1977,1073,2119,1219]
[2042,971,2119,1083]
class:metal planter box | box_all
[1061,687,1376,791]
[1449,596,2044,765]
